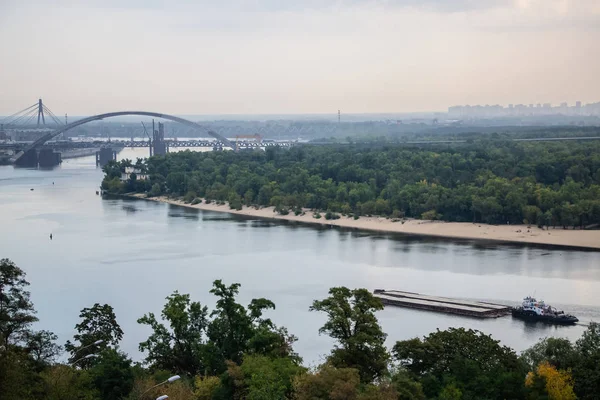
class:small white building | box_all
[121,167,149,182]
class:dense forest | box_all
[2,258,599,400]
[103,139,600,228]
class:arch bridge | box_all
[10,111,236,163]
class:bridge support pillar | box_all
[15,149,39,168]
[152,122,167,156]
[96,147,117,167]
[38,149,62,168]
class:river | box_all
[1,148,600,366]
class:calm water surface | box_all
[1,149,600,365]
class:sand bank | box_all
[130,194,600,250]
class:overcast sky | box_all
[1,0,599,115]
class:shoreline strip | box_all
[120,194,600,251]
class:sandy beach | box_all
[131,194,600,250]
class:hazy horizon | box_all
[1,0,599,116]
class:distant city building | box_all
[121,167,148,182]
[448,101,600,118]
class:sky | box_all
[0,0,599,115]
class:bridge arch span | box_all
[12,111,235,162]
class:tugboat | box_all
[512,296,578,325]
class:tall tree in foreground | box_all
[137,291,209,376]
[24,329,62,366]
[310,287,389,383]
[394,327,527,400]
[525,361,576,400]
[206,280,299,375]
[65,303,123,367]
[572,322,600,399]
[0,258,38,346]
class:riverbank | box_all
[130,194,600,250]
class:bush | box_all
[191,198,202,205]
[313,212,322,219]
[183,191,197,203]
[421,210,441,220]
[228,193,243,210]
[275,205,290,215]
[325,211,340,220]
[392,210,405,219]
[354,215,360,220]
[204,199,212,204]
[148,183,162,197]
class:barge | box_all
[373,289,511,318]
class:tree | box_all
[137,291,208,376]
[90,348,134,400]
[229,192,243,210]
[24,330,62,365]
[40,364,98,400]
[0,348,41,400]
[223,355,305,400]
[393,328,526,399]
[206,280,296,374]
[389,370,425,400]
[0,258,38,346]
[572,322,600,399]
[310,287,389,383]
[65,303,123,367]
[525,361,576,400]
[194,375,222,400]
[520,337,576,371]
[293,365,361,400]
[149,183,162,197]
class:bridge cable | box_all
[1,103,38,125]
[42,105,64,126]
[8,107,39,126]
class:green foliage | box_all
[572,322,600,399]
[65,303,123,368]
[183,191,197,203]
[90,348,134,400]
[206,280,297,374]
[101,177,125,194]
[0,258,38,346]
[24,330,62,366]
[393,327,527,399]
[421,209,441,220]
[137,291,209,376]
[137,281,297,378]
[229,192,243,210]
[40,365,98,400]
[224,355,305,400]
[390,370,425,400]
[0,348,43,400]
[520,337,576,371]
[324,211,340,220]
[194,375,222,400]
[275,205,290,215]
[105,141,600,227]
[293,364,362,400]
[149,183,162,197]
[310,287,389,383]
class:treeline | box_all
[2,258,599,399]
[103,140,600,228]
